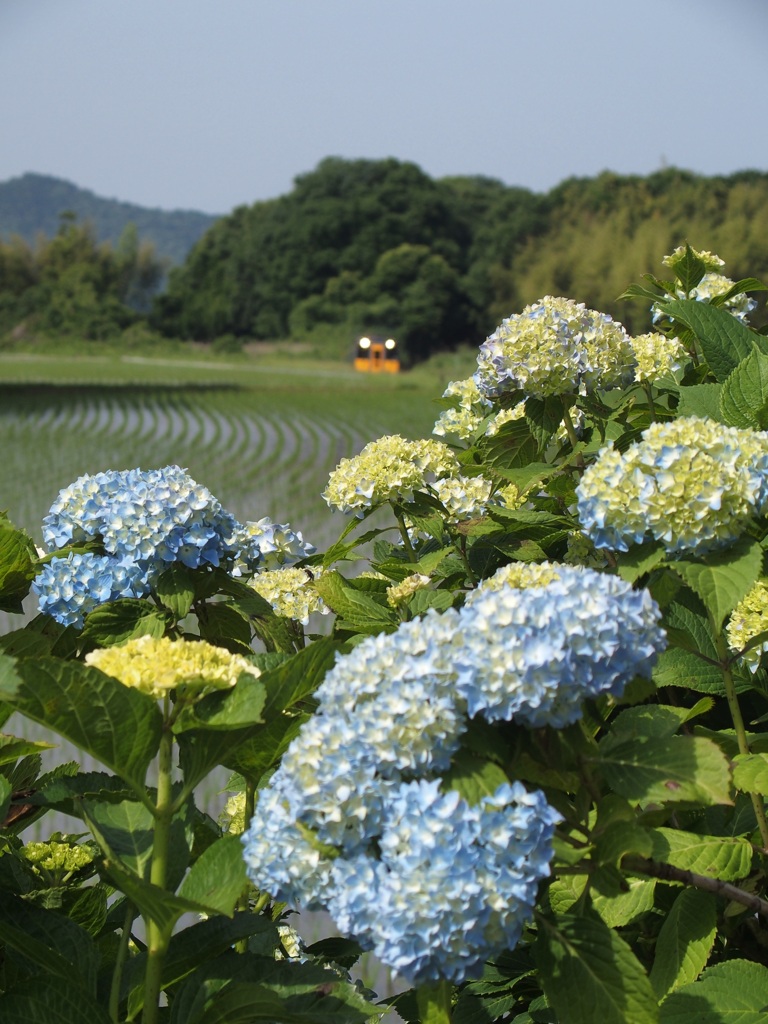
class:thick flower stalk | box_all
[474,296,635,400]
[576,416,768,555]
[323,435,459,516]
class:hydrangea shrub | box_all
[2,243,768,1024]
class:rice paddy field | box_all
[0,347,475,550]
[0,346,476,992]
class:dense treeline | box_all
[3,159,768,359]
[155,159,768,358]
[0,217,164,341]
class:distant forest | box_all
[2,160,768,361]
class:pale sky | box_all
[1,0,767,215]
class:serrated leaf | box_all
[313,571,398,633]
[178,834,246,916]
[732,752,768,794]
[536,911,659,1024]
[615,542,666,583]
[594,820,653,867]
[0,732,55,765]
[659,959,768,1023]
[174,672,266,732]
[598,734,732,805]
[408,588,454,615]
[671,539,762,631]
[650,889,717,1000]
[124,914,279,1018]
[720,348,768,429]
[656,298,766,382]
[607,701,713,743]
[0,523,37,610]
[0,975,113,1024]
[155,563,197,619]
[197,603,254,655]
[0,654,162,790]
[81,598,167,646]
[548,875,588,915]
[649,827,753,881]
[593,877,656,928]
[676,383,727,423]
[669,246,708,294]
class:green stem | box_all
[642,379,657,420]
[716,633,768,851]
[109,900,136,1023]
[142,698,176,1024]
[235,779,258,954]
[416,980,452,1024]
[457,534,477,588]
[561,408,585,469]
[396,512,418,563]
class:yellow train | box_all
[353,335,400,373]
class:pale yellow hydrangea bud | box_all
[727,580,768,672]
[323,435,459,515]
[386,573,431,608]
[662,246,725,273]
[250,566,328,624]
[485,405,527,437]
[431,474,497,523]
[433,377,493,440]
[86,635,260,698]
[497,483,525,510]
[630,332,687,382]
[564,533,611,570]
[465,562,566,605]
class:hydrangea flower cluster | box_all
[323,435,459,516]
[629,332,687,382]
[32,553,145,628]
[430,473,498,523]
[386,573,431,608]
[249,566,329,624]
[577,417,768,555]
[662,246,725,273]
[242,563,664,984]
[474,296,635,400]
[433,377,493,440]
[85,635,260,698]
[228,517,315,575]
[726,580,768,672]
[460,563,664,728]
[34,465,315,627]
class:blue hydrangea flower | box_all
[32,553,146,628]
[459,564,664,727]
[228,517,316,575]
[41,466,240,589]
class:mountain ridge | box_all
[0,172,220,265]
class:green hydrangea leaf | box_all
[649,889,717,1000]
[659,959,768,1023]
[670,538,762,632]
[731,752,768,795]
[649,827,753,881]
[535,911,658,1024]
[81,598,167,647]
[720,348,768,429]
[597,734,732,805]
[0,654,162,791]
[656,299,766,382]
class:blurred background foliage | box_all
[2,158,768,361]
